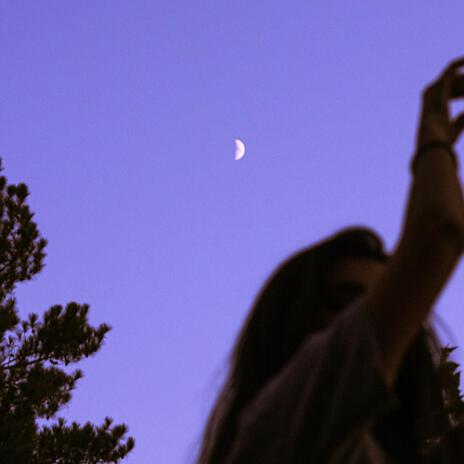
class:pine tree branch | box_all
[0,354,49,371]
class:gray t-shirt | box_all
[224,298,401,463]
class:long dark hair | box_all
[193,226,456,463]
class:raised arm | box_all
[364,57,464,391]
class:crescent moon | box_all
[235,139,245,160]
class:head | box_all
[317,256,386,328]
[194,226,453,463]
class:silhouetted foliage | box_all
[0,158,135,463]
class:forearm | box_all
[401,147,464,253]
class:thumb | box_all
[451,113,464,144]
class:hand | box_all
[417,57,464,148]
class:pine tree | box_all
[419,345,464,461]
[0,157,135,463]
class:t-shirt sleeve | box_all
[223,297,401,464]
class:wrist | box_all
[411,141,458,175]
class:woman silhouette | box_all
[195,57,464,463]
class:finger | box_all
[450,74,464,99]
[422,58,464,110]
[441,58,464,98]
[439,56,464,83]
[451,113,464,144]
[445,56,464,74]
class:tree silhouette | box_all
[0,158,135,463]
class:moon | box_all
[235,139,245,160]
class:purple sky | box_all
[2,2,464,463]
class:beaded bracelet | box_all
[410,141,459,176]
